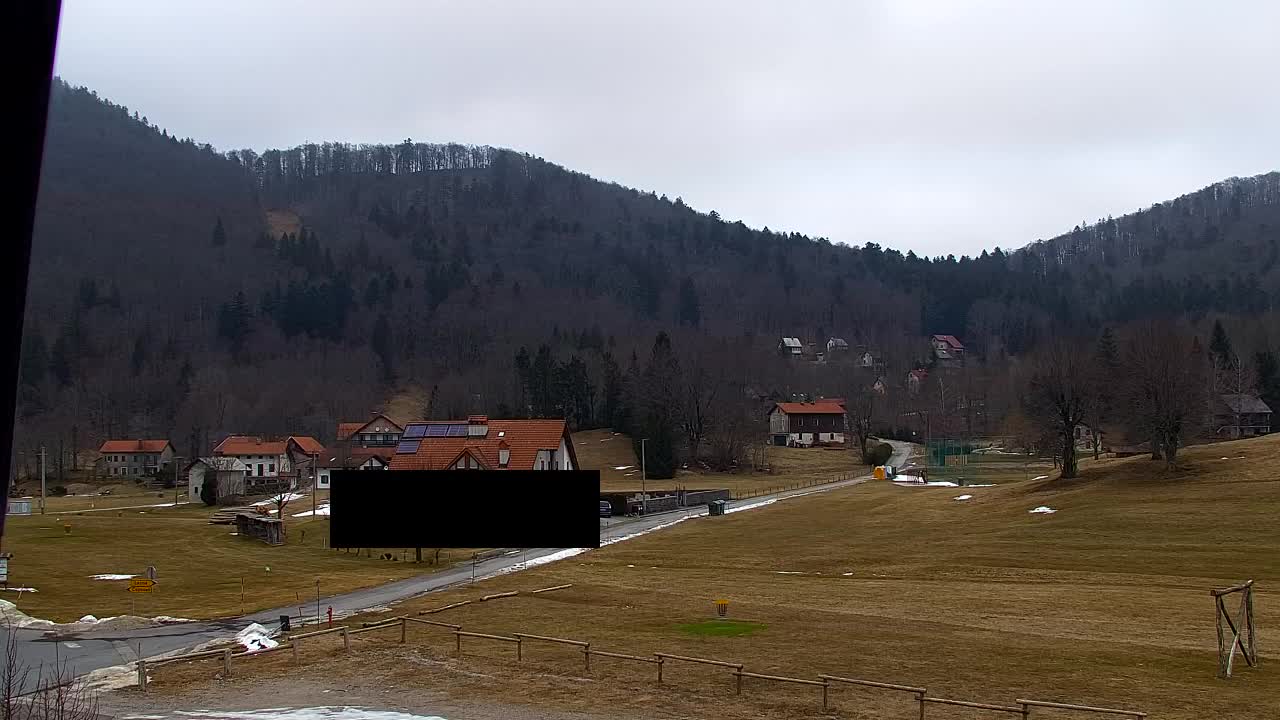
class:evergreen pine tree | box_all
[1209,319,1234,368]
[1256,350,1280,412]
[20,328,48,388]
[678,277,701,328]
[371,314,393,382]
[635,332,681,479]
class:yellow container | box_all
[873,466,886,480]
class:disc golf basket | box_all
[1212,579,1258,678]
[715,599,729,618]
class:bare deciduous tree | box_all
[2,621,100,720]
[1024,338,1102,479]
[1121,322,1209,468]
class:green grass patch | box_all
[677,619,767,637]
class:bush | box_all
[49,485,68,497]
[864,442,893,466]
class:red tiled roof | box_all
[932,334,964,350]
[909,369,929,381]
[389,419,574,471]
[213,436,288,456]
[289,436,326,454]
[335,423,364,441]
[773,402,846,415]
[99,439,171,454]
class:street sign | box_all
[128,578,155,593]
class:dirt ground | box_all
[137,434,1280,719]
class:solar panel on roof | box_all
[425,425,449,437]
[396,440,421,454]
[446,425,468,437]
[403,425,427,439]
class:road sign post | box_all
[129,578,155,593]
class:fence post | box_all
[1019,702,1030,719]
[517,637,523,662]
[455,631,462,656]
[583,643,591,671]
[292,640,299,663]
[223,649,232,678]
[821,679,829,710]
[137,660,147,692]
[656,656,664,683]
[916,690,926,720]
[400,617,407,644]
[735,670,742,695]
[341,628,350,651]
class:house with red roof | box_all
[97,439,175,478]
[768,402,847,447]
[388,416,577,471]
[335,413,405,448]
[930,334,966,367]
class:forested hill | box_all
[15,79,1280,458]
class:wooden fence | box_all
[730,472,854,501]
[138,614,1146,718]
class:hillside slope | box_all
[15,80,1280,460]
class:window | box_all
[269,463,275,473]
[257,464,264,476]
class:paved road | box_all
[5,441,913,689]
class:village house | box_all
[336,413,405,448]
[778,337,803,357]
[857,350,884,370]
[931,334,965,367]
[826,337,850,355]
[186,456,248,504]
[768,401,847,447]
[906,368,928,394]
[1213,394,1273,438]
[315,448,390,489]
[98,439,175,478]
[1074,423,1105,450]
[388,415,578,471]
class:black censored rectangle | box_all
[328,470,601,548]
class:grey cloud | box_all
[52,0,1280,256]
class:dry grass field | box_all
[3,491,479,622]
[149,434,1279,719]
[575,428,861,494]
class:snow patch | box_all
[953,495,973,501]
[89,574,136,580]
[292,504,331,518]
[776,571,804,575]
[725,498,777,514]
[894,480,959,488]
[79,615,98,623]
[253,493,305,507]
[613,465,633,471]
[132,708,448,720]
[0,588,37,593]
[235,623,279,652]
[841,572,854,576]
[1029,506,1057,515]
[1031,475,1049,481]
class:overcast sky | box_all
[52,1,1280,256]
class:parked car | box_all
[599,500,612,518]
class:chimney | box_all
[467,415,489,437]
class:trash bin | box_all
[279,614,291,632]
[709,500,727,516]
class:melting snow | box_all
[1031,475,1049,481]
[292,504,331,518]
[131,708,449,720]
[90,574,135,580]
[235,623,279,652]
[894,480,959,488]
[776,571,804,575]
[1029,506,1057,515]
[1,588,37,593]
[253,493,305,507]
[725,498,777,514]
[841,572,854,576]
[953,495,973,501]
[613,465,633,471]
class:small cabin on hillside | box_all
[768,401,847,447]
[1213,394,1273,438]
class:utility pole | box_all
[174,455,181,506]
[311,451,317,519]
[640,438,648,515]
[39,446,46,515]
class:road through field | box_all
[4,441,913,689]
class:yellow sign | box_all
[715,599,729,617]
[128,578,155,593]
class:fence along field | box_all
[138,602,1148,719]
